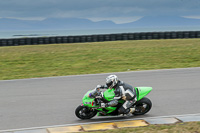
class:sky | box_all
[0,0,200,24]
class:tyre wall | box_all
[1,31,200,46]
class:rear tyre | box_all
[133,97,152,115]
[75,105,97,120]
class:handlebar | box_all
[95,96,102,99]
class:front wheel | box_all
[75,105,97,120]
[133,97,152,115]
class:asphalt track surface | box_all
[0,67,200,131]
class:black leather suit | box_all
[90,80,137,114]
[108,80,137,114]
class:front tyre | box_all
[133,97,152,115]
[75,105,97,120]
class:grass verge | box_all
[87,121,200,133]
[0,39,200,80]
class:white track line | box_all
[1,67,200,82]
[0,113,200,133]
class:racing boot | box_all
[125,107,135,116]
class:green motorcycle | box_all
[75,87,152,119]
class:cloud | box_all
[183,16,200,19]
[0,0,200,23]
[88,16,143,24]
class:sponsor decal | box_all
[85,102,92,104]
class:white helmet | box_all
[106,75,118,89]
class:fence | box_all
[0,31,200,46]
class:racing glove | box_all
[96,85,108,89]
[101,103,108,108]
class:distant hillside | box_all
[0,18,117,31]
[0,16,200,31]
[124,16,200,27]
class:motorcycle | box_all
[75,87,152,119]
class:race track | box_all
[0,67,200,130]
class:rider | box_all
[89,75,137,115]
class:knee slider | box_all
[107,100,118,107]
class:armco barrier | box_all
[0,31,200,46]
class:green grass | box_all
[0,39,200,80]
[87,122,200,133]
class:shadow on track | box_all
[74,114,152,123]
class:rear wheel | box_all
[75,105,97,119]
[133,97,152,115]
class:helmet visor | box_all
[106,82,112,88]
